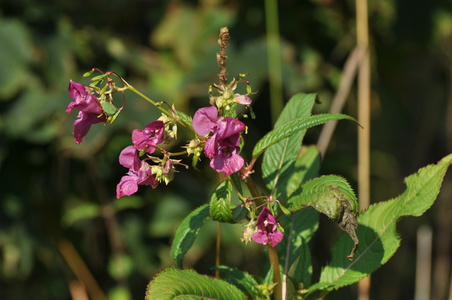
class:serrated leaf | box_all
[262,93,317,192]
[146,267,247,300]
[177,111,193,130]
[171,204,210,268]
[291,236,313,288]
[252,113,358,160]
[286,175,359,260]
[278,207,319,290]
[307,154,452,296]
[212,265,258,297]
[276,145,322,203]
[210,180,235,223]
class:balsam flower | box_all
[116,145,158,198]
[67,81,106,144]
[132,120,165,154]
[192,106,245,176]
[234,95,252,106]
[252,207,284,247]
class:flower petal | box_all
[132,120,165,153]
[192,106,218,136]
[234,95,252,106]
[215,117,245,139]
[116,174,139,198]
[252,231,269,245]
[119,145,138,169]
[269,232,284,247]
[72,111,106,144]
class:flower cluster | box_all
[66,70,283,247]
[116,119,177,199]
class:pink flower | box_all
[67,81,104,115]
[72,111,107,144]
[116,146,158,198]
[67,81,106,144]
[192,106,246,176]
[234,95,252,106]
[132,120,165,154]
[252,207,284,247]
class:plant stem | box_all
[244,176,282,300]
[356,0,371,298]
[126,85,171,117]
[268,245,283,300]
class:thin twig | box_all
[316,45,367,157]
[58,240,107,300]
[356,0,371,299]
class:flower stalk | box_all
[244,176,282,300]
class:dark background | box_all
[1,0,451,299]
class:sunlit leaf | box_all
[307,154,452,296]
[170,204,210,268]
[146,267,247,300]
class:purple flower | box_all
[67,81,106,144]
[192,106,246,176]
[72,111,107,144]
[67,81,104,114]
[132,120,165,154]
[252,207,284,247]
[116,146,158,198]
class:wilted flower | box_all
[132,120,165,154]
[66,81,106,144]
[241,219,257,244]
[151,157,177,185]
[192,106,246,176]
[252,207,284,247]
[116,146,158,198]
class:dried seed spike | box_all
[217,27,229,87]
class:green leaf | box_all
[177,111,193,130]
[307,154,452,296]
[210,180,235,223]
[252,113,358,160]
[212,265,258,297]
[170,204,210,268]
[83,69,95,77]
[262,93,318,192]
[146,267,247,300]
[276,145,322,203]
[279,208,319,288]
[101,102,118,115]
[286,175,359,260]
[291,236,313,288]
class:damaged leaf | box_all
[286,175,359,260]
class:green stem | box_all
[268,245,282,300]
[125,85,198,135]
[244,176,282,300]
[126,85,171,117]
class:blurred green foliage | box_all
[1,0,451,299]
